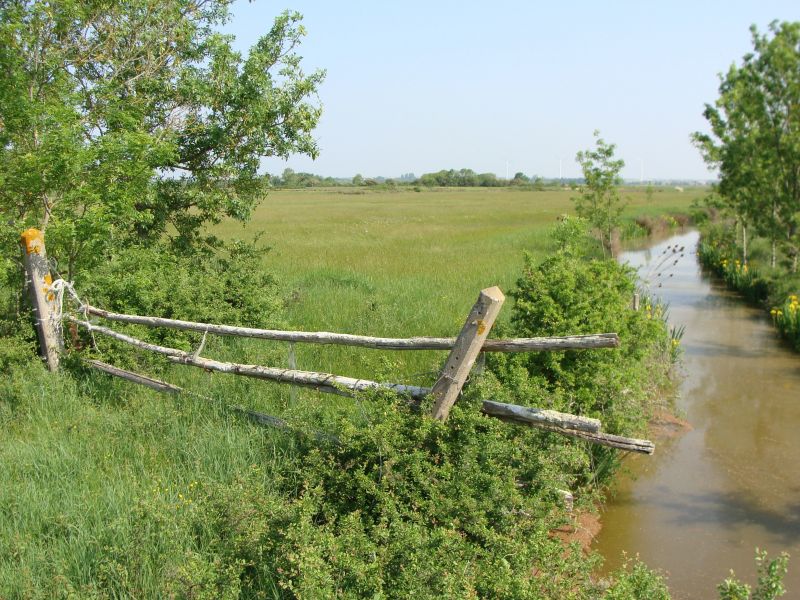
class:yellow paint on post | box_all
[20,228,44,255]
[44,273,54,301]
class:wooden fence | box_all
[21,228,654,454]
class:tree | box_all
[511,172,530,185]
[352,174,364,186]
[693,21,800,271]
[0,1,324,278]
[573,131,626,257]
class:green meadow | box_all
[216,186,701,382]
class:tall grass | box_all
[215,186,700,381]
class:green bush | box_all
[717,549,789,600]
[66,239,285,369]
[489,218,671,453]
[698,224,800,349]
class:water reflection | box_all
[594,230,800,599]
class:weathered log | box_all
[480,400,601,433]
[537,425,655,454]
[85,305,619,352]
[68,318,185,357]
[69,318,431,399]
[83,359,182,394]
[431,286,505,420]
[166,353,431,398]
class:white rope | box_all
[49,278,97,348]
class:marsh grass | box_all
[215,186,699,382]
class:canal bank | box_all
[595,230,800,598]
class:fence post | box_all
[632,293,640,311]
[430,286,505,421]
[20,228,62,371]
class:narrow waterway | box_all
[594,230,800,599]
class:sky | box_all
[224,1,800,181]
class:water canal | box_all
[594,230,800,599]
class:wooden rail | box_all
[69,318,430,398]
[23,230,653,456]
[85,306,619,352]
[76,321,653,453]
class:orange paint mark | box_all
[476,319,486,335]
[20,228,44,255]
[43,274,55,302]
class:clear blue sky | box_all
[225,1,800,181]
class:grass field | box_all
[216,186,702,383]
[0,186,702,595]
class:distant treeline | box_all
[268,167,549,189]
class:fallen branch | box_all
[85,306,619,352]
[83,359,182,394]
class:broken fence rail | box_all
[76,323,653,453]
[85,306,619,352]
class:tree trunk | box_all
[742,223,748,266]
[772,238,777,269]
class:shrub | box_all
[488,218,672,483]
[68,239,284,369]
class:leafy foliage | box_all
[66,238,285,369]
[573,132,627,257]
[698,224,800,349]
[489,217,671,446]
[0,1,324,277]
[693,21,800,271]
[717,550,789,600]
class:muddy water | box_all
[594,230,800,599]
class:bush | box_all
[489,218,671,447]
[65,239,285,370]
[698,224,800,349]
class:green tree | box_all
[0,1,324,278]
[693,21,800,271]
[511,171,530,185]
[352,173,364,186]
[573,131,626,257]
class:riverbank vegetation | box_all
[693,21,800,351]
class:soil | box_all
[551,511,603,553]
